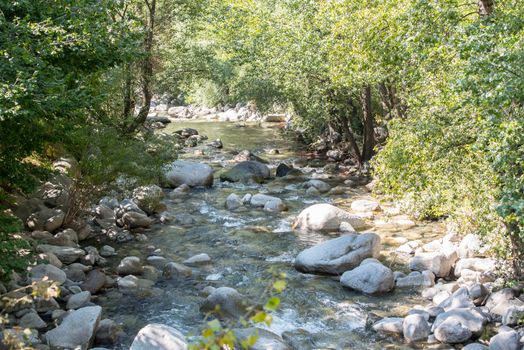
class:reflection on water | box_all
[99,121,444,349]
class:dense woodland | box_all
[0,0,523,347]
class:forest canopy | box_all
[0,0,523,273]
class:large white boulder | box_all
[46,306,102,350]
[294,233,380,275]
[164,161,214,187]
[293,203,367,232]
[130,324,187,350]
[340,261,395,294]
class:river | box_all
[99,121,444,349]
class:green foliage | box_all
[0,193,32,282]
[0,0,141,193]
[191,273,286,350]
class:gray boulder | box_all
[434,318,473,344]
[293,203,367,232]
[122,211,154,229]
[403,314,430,343]
[36,244,85,264]
[396,271,435,289]
[489,330,520,350]
[351,199,381,212]
[250,194,287,212]
[302,180,331,193]
[117,256,143,275]
[225,193,243,210]
[233,328,290,350]
[220,161,270,184]
[46,305,102,350]
[200,287,246,318]
[81,270,107,294]
[27,208,65,232]
[130,323,187,350]
[340,261,395,294]
[165,160,214,187]
[372,317,404,336]
[432,308,487,340]
[183,253,211,266]
[29,264,67,285]
[409,250,458,278]
[18,311,47,329]
[294,233,380,275]
[66,291,91,310]
[464,344,489,350]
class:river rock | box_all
[233,328,290,350]
[81,270,107,294]
[458,234,482,258]
[183,253,211,266]
[130,323,187,350]
[403,314,430,343]
[294,233,380,275]
[225,193,243,210]
[132,185,165,215]
[250,194,286,212]
[66,291,91,310]
[117,256,143,275]
[27,208,65,232]
[438,287,476,311]
[220,161,270,183]
[293,203,367,232]
[396,270,435,289]
[485,289,524,316]
[464,344,489,350]
[117,275,154,293]
[208,139,223,149]
[36,244,85,264]
[99,245,116,257]
[502,305,524,326]
[146,256,167,269]
[454,258,495,277]
[164,160,214,187]
[163,262,192,279]
[432,308,487,340]
[340,261,395,294]
[29,263,67,285]
[122,211,153,229]
[409,249,458,278]
[302,180,331,193]
[276,163,292,177]
[175,128,198,138]
[95,318,120,345]
[18,311,47,329]
[169,184,191,198]
[200,287,246,318]
[46,305,102,350]
[351,199,381,212]
[489,329,520,350]
[434,317,473,344]
[14,197,46,222]
[372,317,404,336]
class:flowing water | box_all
[98,121,445,349]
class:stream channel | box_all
[99,121,444,349]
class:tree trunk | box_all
[127,0,156,133]
[478,0,493,17]
[123,63,134,122]
[361,85,375,162]
[337,114,363,166]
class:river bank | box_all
[1,121,520,350]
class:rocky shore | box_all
[1,124,522,350]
